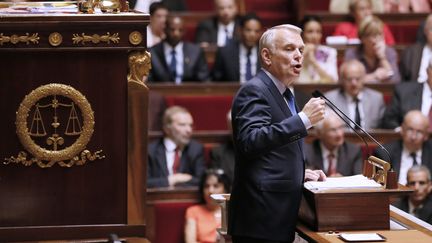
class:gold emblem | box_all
[4,83,105,168]
[128,31,142,46]
[48,32,63,47]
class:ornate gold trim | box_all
[0,33,39,45]
[48,32,63,47]
[128,31,142,46]
[4,83,105,168]
[127,51,151,84]
[72,32,120,45]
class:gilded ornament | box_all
[0,33,40,45]
[72,32,120,45]
[4,83,105,168]
[127,51,151,83]
[48,32,63,46]
[128,31,142,46]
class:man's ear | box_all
[261,48,272,67]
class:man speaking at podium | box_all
[229,24,327,243]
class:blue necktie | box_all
[225,28,231,45]
[169,50,177,80]
[245,49,252,81]
[283,88,297,114]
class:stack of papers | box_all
[304,175,382,190]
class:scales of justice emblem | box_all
[4,83,105,168]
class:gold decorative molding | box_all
[128,31,142,46]
[0,33,40,45]
[48,32,63,46]
[72,32,120,45]
[4,83,105,168]
[127,51,151,84]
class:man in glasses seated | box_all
[393,165,432,224]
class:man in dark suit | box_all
[212,13,262,82]
[393,165,432,224]
[148,16,210,83]
[305,111,363,177]
[375,110,432,185]
[325,59,385,129]
[400,14,432,82]
[147,106,206,188]
[229,24,326,243]
[195,0,240,47]
[382,58,432,129]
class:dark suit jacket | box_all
[382,82,423,129]
[210,139,235,183]
[304,140,363,176]
[229,70,307,242]
[212,41,261,82]
[148,41,209,82]
[147,138,206,188]
[195,16,240,45]
[400,43,424,82]
[373,140,432,180]
[393,195,432,224]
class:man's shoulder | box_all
[187,139,205,150]
[363,87,384,98]
[148,138,164,152]
[324,88,342,99]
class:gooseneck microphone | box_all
[312,90,392,167]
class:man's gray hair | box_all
[258,24,302,54]
[408,165,432,181]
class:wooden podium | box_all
[298,185,412,231]
[0,4,150,242]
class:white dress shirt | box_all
[417,45,432,83]
[399,147,422,185]
[345,91,364,128]
[164,42,184,84]
[163,138,182,175]
[320,143,338,173]
[239,44,258,83]
[217,21,235,47]
[421,82,432,117]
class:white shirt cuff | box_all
[298,111,312,130]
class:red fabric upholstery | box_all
[304,0,330,11]
[165,95,233,131]
[154,201,196,243]
[185,0,214,11]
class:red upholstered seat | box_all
[165,95,233,131]
[154,201,196,243]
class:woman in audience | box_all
[185,169,231,243]
[298,15,338,84]
[344,15,400,83]
[333,0,395,45]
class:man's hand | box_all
[304,169,326,182]
[302,98,326,126]
[168,173,193,186]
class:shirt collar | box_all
[163,137,177,152]
[163,41,183,55]
[344,91,363,102]
[262,68,286,95]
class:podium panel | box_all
[0,10,149,241]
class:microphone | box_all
[312,90,392,168]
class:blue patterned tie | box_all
[246,49,252,81]
[225,27,231,45]
[169,49,177,80]
[283,88,297,114]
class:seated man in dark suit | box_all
[383,58,432,130]
[325,59,385,129]
[400,14,432,82]
[148,16,210,83]
[212,13,262,82]
[393,165,432,224]
[305,110,363,177]
[195,0,240,48]
[147,106,206,188]
[375,110,432,185]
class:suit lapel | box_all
[233,44,240,80]
[258,71,292,116]
[183,43,192,80]
[156,140,169,176]
[392,141,403,176]
[155,44,173,81]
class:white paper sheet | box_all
[304,174,382,190]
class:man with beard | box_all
[147,106,205,188]
[229,24,326,243]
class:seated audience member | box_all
[325,59,385,129]
[147,106,206,188]
[383,0,431,13]
[146,2,169,48]
[383,58,432,129]
[344,15,400,83]
[393,165,432,224]
[212,13,262,82]
[400,14,432,82]
[148,16,210,83]
[195,0,240,48]
[210,110,235,182]
[305,111,363,177]
[375,110,432,185]
[330,0,384,13]
[332,0,395,45]
[185,169,231,243]
[298,15,338,84]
